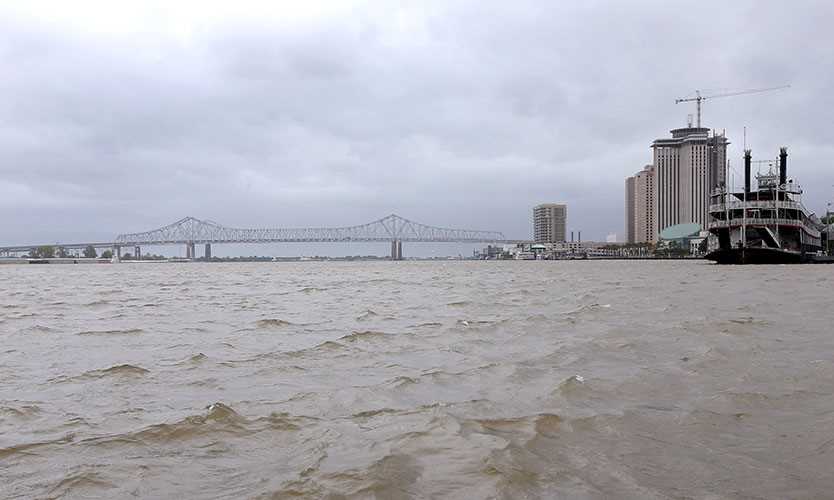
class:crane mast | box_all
[675,85,790,128]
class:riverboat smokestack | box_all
[744,149,752,196]
[779,147,788,187]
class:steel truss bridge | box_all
[0,214,513,260]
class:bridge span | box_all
[0,214,518,260]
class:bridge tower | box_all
[390,240,403,260]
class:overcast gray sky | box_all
[2,0,833,251]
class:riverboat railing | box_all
[709,200,803,213]
[709,218,821,238]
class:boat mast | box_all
[722,130,730,239]
[775,179,780,246]
[725,158,730,233]
[743,149,752,261]
[778,148,788,248]
[772,157,778,247]
[742,130,747,261]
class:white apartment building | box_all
[533,203,567,243]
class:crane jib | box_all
[674,85,790,128]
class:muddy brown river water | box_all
[1,260,833,499]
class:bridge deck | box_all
[0,214,520,253]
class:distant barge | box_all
[705,147,833,264]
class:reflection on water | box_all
[1,261,833,499]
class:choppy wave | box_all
[255,318,294,329]
[278,340,353,359]
[83,403,314,447]
[552,374,589,398]
[93,364,149,377]
[338,330,390,343]
[0,434,75,460]
[47,470,116,497]
[456,319,495,327]
[3,261,833,499]
[22,324,56,334]
[468,413,564,439]
[77,328,144,336]
[410,322,443,328]
[82,299,113,310]
[7,312,36,319]
[50,364,150,384]
[355,310,378,321]
[187,353,208,363]
[385,375,420,388]
[563,303,612,316]
[0,404,41,419]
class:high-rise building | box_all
[625,165,655,243]
[625,176,635,243]
[533,203,567,243]
[634,165,655,243]
[652,127,728,234]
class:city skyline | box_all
[1,2,833,246]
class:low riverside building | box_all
[473,245,511,260]
[823,224,834,255]
[500,241,627,260]
[657,223,707,255]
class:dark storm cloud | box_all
[1,0,833,246]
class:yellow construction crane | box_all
[675,85,790,128]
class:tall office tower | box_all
[533,203,567,243]
[652,127,728,234]
[625,165,655,243]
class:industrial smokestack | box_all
[779,147,788,187]
[744,149,752,196]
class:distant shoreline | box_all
[1,256,702,266]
